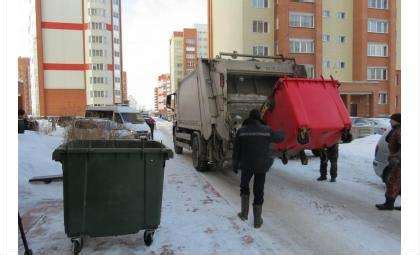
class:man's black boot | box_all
[375,196,395,210]
[237,195,249,221]
[253,204,263,228]
[330,176,337,182]
[317,175,327,181]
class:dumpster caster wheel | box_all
[71,237,83,254]
[144,230,154,246]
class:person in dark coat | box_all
[145,117,156,140]
[316,144,339,182]
[233,109,284,228]
[376,113,401,210]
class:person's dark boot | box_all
[330,176,337,182]
[394,206,401,211]
[317,175,327,181]
[253,204,263,228]
[375,196,395,210]
[237,195,249,221]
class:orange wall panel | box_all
[44,89,86,116]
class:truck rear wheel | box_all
[192,135,208,172]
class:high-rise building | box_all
[208,0,275,58]
[170,31,184,92]
[32,0,123,116]
[18,57,32,115]
[194,24,209,59]
[169,26,208,92]
[154,74,171,115]
[208,0,401,117]
[121,70,128,103]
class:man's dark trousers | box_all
[240,169,266,205]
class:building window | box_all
[185,39,196,45]
[113,0,119,4]
[90,63,104,70]
[367,42,388,57]
[253,20,269,33]
[322,34,330,42]
[368,19,389,33]
[368,0,388,9]
[89,49,104,57]
[323,60,331,69]
[337,61,346,69]
[113,38,120,44]
[289,13,314,28]
[378,92,388,104]
[90,76,105,84]
[323,10,330,18]
[338,36,346,43]
[114,51,120,57]
[337,12,346,19]
[185,54,196,59]
[115,64,120,70]
[113,12,119,18]
[115,77,121,83]
[252,45,269,56]
[88,8,106,17]
[89,22,103,30]
[304,64,315,78]
[252,0,268,8]
[367,67,388,80]
[89,35,106,44]
[113,25,119,31]
[289,39,314,53]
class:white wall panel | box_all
[44,70,85,89]
[42,0,82,23]
[43,30,84,63]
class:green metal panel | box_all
[53,140,173,238]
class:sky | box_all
[122,0,207,110]
[13,0,207,111]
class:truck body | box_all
[167,53,307,171]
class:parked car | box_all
[350,117,375,139]
[85,105,151,139]
[67,118,135,141]
[368,118,391,135]
[373,128,391,183]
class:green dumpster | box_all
[52,140,173,253]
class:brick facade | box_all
[18,57,32,115]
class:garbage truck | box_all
[166,52,351,171]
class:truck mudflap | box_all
[263,77,352,157]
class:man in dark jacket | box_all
[376,113,401,210]
[317,144,339,182]
[233,109,284,228]
[145,117,156,140]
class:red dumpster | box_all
[262,77,351,155]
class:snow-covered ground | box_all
[19,120,400,254]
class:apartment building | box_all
[194,24,209,59]
[170,31,184,92]
[208,0,401,117]
[169,25,208,92]
[154,74,171,115]
[208,0,275,58]
[18,57,32,115]
[121,70,128,103]
[33,0,124,116]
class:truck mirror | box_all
[166,94,174,110]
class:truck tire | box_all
[192,135,208,172]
